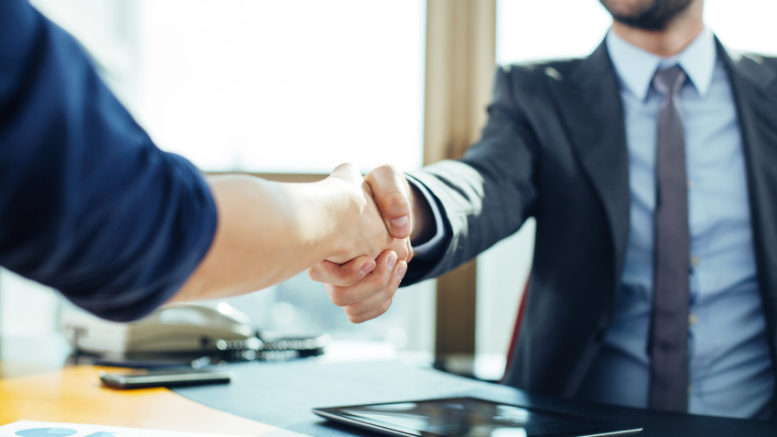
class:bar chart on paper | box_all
[0,422,235,437]
[0,421,309,437]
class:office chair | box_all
[501,277,529,384]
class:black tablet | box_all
[313,397,642,437]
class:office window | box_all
[134,0,432,351]
[27,0,140,106]
[496,0,610,64]
[2,0,434,355]
[136,1,426,173]
[704,0,777,55]
[27,0,426,174]
[496,0,777,66]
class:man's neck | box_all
[611,1,705,57]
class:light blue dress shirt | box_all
[413,29,775,420]
[576,29,774,420]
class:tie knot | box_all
[653,66,687,96]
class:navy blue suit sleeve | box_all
[0,1,218,321]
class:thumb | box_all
[364,165,412,239]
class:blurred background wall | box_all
[2,0,776,376]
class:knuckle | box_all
[344,304,359,316]
[393,243,409,261]
[346,311,365,324]
[306,266,320,282]
[330,290,349,307]
[383,260,397,283]
[382,285,395,299]
[377,300,392,317]
[323,266,360,287]
[368,165,403,188]
[379,193,410,216]
[347,300,367,315]
[335,162,356,171]
[373,164,397,177]
[342,271,362,287]
[385,270,401,290]
[383,164,401,176]
[376,268,392,288]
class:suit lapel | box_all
[547,42,631,290]
[720,41,777,382]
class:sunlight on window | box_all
[497,0,777,65]
[496,0,611,64]
[705,0,777,55]
[136,0,426,173]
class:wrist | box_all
[408,179,434,244]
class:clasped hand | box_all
[310,164,414,323]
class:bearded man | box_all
[310,0,777,420]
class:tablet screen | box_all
[314,397,641,437]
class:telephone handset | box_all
[61,302,328,362]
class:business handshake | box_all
[310,163,420,324]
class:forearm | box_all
[171,175,351,302]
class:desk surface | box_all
[0,364,274,436]
[0,338,775,437]
[173,359,777,437]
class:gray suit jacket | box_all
[404,40,777,405]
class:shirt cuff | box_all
[406,175,447,260]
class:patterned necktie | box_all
[649,65,690,413]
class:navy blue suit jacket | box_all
[0,0,217,321]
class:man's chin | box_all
[611,14,673,31]
[600,0,695,31]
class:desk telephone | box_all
[61,302,328,363]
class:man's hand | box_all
[313,250,407,323]
[309,164,435,323]
[364,165,414,240]
[173,165,418,304]
[366,165,435,244]
[324,163,411,265]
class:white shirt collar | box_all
[605,27,717,101]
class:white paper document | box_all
[0,421,310,437]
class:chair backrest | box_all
[501,277,530,384]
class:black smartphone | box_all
[99,369,232,389]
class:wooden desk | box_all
[0,363,275,436]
